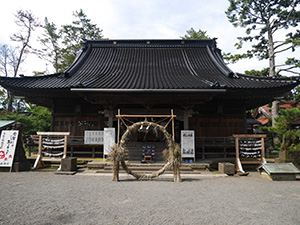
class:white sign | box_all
[0,130,19,167]
[84,130,104,145]
[181,130,195,158]
[104,128,115,156]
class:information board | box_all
[84,130,104,145]
[181,130,195,160]
[104,128,115,157]
[0,130,19,167]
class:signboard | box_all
[84,130,104,145]
[181,130,195,160]
[104,128,115,156]
[0,130,19,167]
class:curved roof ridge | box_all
[64,43,93,77]
[206,45,232,77]
[86,39,217,48]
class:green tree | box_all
[244,68,270,77]
[0,89,8,111]
[6,10,41,112]
[268,107,300,155]
[0,44,13,77]
[0,104,51,136]
[181,28,210,39]
[59,9,104,71]
[39,17,60,73]
[39,9,104,72]
[226,0,300,126]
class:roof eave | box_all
[70,88,227,93]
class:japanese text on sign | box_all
[84,130,104,145]
[0,130,19,167]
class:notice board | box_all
[181,130,195,161]
[84,130,104,145]
[104,128,115,157]
[0,130,19,167]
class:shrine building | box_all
[0,39,298,161]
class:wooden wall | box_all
[189,116,245,137]
[53,116,107,136]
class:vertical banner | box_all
[181,130,195,161]
[104,128,115,157]
[0,130,19,167]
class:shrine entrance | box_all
[115,109,176,163]
[110,110,181,182]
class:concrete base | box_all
[260,172,296,181]
[218,162,235,175]
[87,161,107,170]
[61,157,77,171]
[55,171,77,175]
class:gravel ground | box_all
[0,171,299,225]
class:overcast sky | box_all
[0,0,284,76]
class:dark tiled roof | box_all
[0,39,299,92]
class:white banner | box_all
[0,130,19,167]
[104,128,115,156]
[84,130,104,145]
[181,130,195,158]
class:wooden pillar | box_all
[243,104,247,133]
[261,136,266,163]
[108,106,114,127]
[50,107,55,132]
[33,134,44,169]
[171,109,175,141]
[74,105,81,136]
[218,104,223,137]
[117,109,120,145]
[234,136,244,172]
[183,109,189,130]
[63,134,68,158]
[38,134,43,157]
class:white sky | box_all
[0,0,296,76]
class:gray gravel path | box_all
[0,171,299,225]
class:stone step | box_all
[103,166,192,171]
[87,161,210,173]
[96,169,202,174]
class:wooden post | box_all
[234,136,245,173]
[38,134,42,156]
[33,134,44,169]
[235,136,239,162]
[117,109,120,145]
[183,109,189,130]
[63,134,68,158]
[171,109,175,142]
[108,106,113,127]
[92,147,95,158]
[261,136,266,163]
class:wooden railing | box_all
[195,137,236,159]
[25,135,103,158]
[26,135,265,160]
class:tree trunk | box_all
[272,100,279,127]
[268,26,278,127]
[7,91,14,113]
